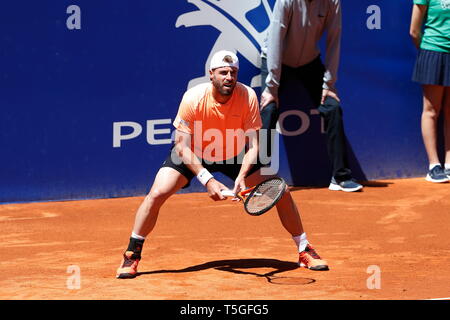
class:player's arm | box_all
[173,129,204,174]
[232,129,259,195]
[174,129,227,201]
[410,4,427,49]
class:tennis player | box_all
[116,50,329,279]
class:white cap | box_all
[209,50,239,70]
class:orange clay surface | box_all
[0,177,449,300]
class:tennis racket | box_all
[221,177,287,216]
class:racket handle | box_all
[220,190,235,197]
[240,186,255,196]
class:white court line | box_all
[426,297,450,300]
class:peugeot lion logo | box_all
[176,0,274,89]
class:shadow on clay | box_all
[137,258,316,285]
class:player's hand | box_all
[232,175,247,201]
[321,89,340,105]
[260,89,278,110]
[206,178,228,201]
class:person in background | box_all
[410,0,450,183]
[260,0,363,192]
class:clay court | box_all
[0,178,449,300]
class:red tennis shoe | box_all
[298,244,329,271]
[116,251,140,279]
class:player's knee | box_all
[147,188,170,204]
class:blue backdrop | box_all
[0,0,427,204]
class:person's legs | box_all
[245,170,328,270]
[296,56,324,107]
[318,96,352,182]
[260,57,280,158]
[422,85,448,182]
[259,102,279,159]
[116,167,188,279]
[245,170,303,236]
[422,84,444,164]
[443,87,450,175]
[132,167,189,237]
[297,58,360,191]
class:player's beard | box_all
[212,76,235,96]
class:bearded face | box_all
[210,66,238,96]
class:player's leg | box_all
[422,84,448,182]
[222,162,304,237]
[132,167,189,237]
[444,86,450,178]
[245,169,328,270]
[245,170,303,236]
[117,166,189,279]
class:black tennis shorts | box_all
[161,146,263,188]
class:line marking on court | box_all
[0,212,58,222]
[425,297,450,300]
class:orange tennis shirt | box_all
[173,82,262,162]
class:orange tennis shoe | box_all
[298,244,329,271]
[116,251,140,279]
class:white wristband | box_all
[197,168,214,186]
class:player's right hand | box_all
[206,178,227,201]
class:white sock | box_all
[131,232,146,240]
[445,164,450,170]
[429,163,440,170]
[292,233,309,252]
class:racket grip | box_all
[240,186,255,196]
[220,190,235,197]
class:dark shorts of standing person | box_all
[412,49,450,87]
[161,146,264,189]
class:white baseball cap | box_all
[209,50,239,70]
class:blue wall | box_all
[0,0,427,204]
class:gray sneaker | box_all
[329,177,363,192]
[445,168,450,179]
[426,165,449,183]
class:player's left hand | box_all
[321,89,340,105]
[232,175,247,200]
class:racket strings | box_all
[245,179,285,214]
